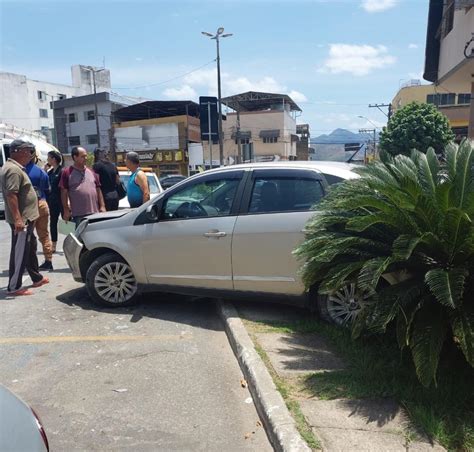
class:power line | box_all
[112,60,216,90]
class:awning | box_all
[231,130,252,139]
[259,129,280,138]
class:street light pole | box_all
[202,27,233,166]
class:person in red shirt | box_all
[60,146,105,227]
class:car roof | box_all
[201,161,359,180]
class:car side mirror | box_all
[146,204,159,222]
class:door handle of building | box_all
[204,231,227,238]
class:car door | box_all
[140,170,245,290]
[232,168,325,295]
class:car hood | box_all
[86,210,133,223]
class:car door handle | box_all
[204,231,227,238]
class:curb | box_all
[218,300,311,452]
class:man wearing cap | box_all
[0,140,49,296]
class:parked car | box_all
[0,384,49,452]
[160,174,187,190]
[117,167,163,209]
[63,162,359,321]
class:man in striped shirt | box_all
[0,140,49,296]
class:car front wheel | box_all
[85,253,139,307]
[317,283,370,327]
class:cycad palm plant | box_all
[295,140,474,386]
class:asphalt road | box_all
[0,219,271,451]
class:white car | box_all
[64,162,363,325]
[117,169,163,209]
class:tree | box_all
[295,141,474,387]
[379,102,454,156]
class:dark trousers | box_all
[49,202,62,243]
[104,191,119,211]
[8,222,43,292]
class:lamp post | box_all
[84,66,105,149]
[202,27,233,166]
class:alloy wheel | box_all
[94,262,137,304]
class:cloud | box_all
[319,44,396,76]
[408,43,418,49]
[288,90,307,103]
[162,84,197,100]
[361,0,397,13]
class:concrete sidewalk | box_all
[220,300,445,452]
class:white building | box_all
[0,65,111,142]
[52,92,139,154]
[423,0,474,138]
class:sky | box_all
[0,0,430,137]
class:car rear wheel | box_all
[317,283,370,327]
[86,253,139,307]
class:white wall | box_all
[114,123,180,152]
[64,102,113,153]
[0,65,112,138]
[439,7,474,80]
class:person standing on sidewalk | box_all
[60,146,106,227]
[46,150,63,253]
[125,152,150,208]
[0,140,49,296]
[93,149,120,211]
[26,150,54,271]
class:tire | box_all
[85,253,139,307]
[316,283,370,327]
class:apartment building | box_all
[52,92,138,155]
[423,0,474,138]
[0,65,111,142]
[391,80,471,140]
[214,91,301,164]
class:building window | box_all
[263,137,278,144]
[442,0,455,38]
[37,90,46,101]
[39,109,48,118]
[68,136,80,146]
[57,94,66,100]
[87,134,98,145]
[458,93,471,105]
[68,113,77,123]
[426,93,456,106]
[235,138,250,145]
[84,110,95,121]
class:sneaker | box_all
[7,288,33,296]
[32,277,50,288]
[39,261,53,271]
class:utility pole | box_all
[236,101,242,163]
[85,66,105,149]
[369,103,392,121]
[359,128,376,163]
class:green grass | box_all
[253,340,321,450]
[245,318,474,451]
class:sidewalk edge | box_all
[218,300,311,452]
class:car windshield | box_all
[120,174,160,194]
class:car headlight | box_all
[75,219,88,238]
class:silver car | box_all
[63,162,358,316]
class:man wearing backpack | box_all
[60,146,106,227]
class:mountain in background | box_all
[311,128,379,145]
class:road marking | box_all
[0,334,189,345]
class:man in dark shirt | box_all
[93,149,120,211]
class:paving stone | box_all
[255,332,346,377]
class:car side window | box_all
[162,178,240,220]
[249,177,324,213]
